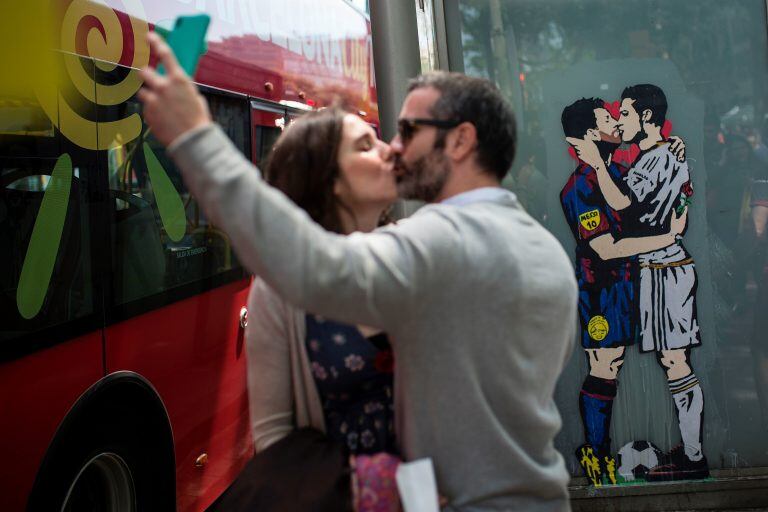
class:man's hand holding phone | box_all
[138,32,212,147]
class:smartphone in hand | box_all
[156,14,210,77]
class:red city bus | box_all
[0,1,378,510]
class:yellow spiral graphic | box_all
[35,0,149,150]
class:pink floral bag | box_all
[351,452,403,512]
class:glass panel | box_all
[102,93,245,306]
[209,94,250,156]
[0,95,57,158]
[346,0,370,15]
[454,0,768,479]
[415,0,439,72]
[0,93,95,343]
[251,108,285,166]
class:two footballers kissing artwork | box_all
[559,84,708,485]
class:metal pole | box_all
[489,0,512,98]
[431,0,450,71]
[369,0,422,141]
[439,0,465,72]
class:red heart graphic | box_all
[604,100,620,120]
[662,119,672,139]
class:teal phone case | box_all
[156,14,210,77]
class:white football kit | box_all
[625,142,701,352]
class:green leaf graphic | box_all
[143,143,186,242]
[17,153,72,319]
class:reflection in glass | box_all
[106,98,245,306]
[1,124,93,341]
[455,0,768,475]
[0,98,54,138]
[415,0,439,72]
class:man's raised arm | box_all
[137,32,458,328]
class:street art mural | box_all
[559,84,708,485]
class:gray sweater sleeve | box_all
[170,124,460,328]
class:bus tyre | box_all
[27,403,175,512]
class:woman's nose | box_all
[389,134,404,155]
[378,139,394,161]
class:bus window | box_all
[250,100,286,166]
[102,91,247,308]
[209,93,250,152]
[255,122,283,165]
[0,100,96,343]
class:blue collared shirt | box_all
[440,186,517,207]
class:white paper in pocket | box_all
[395,458,440,512]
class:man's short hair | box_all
[407,71,517,181]
[621,84,667,127]
[561,98,604,139]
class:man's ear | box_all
[586,128,601,141]
[446,121,477,162]
[642,109,653,122]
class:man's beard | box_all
[397,148,451,203]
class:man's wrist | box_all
[167,122,214,154]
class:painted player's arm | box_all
[589,208,687,260]
[592,159,632,211]
[567,137,631,211]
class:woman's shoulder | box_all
[248,277,305,323]
[250,276,277,297]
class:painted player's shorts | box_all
[638,244,701,352]
[578,272,636,349]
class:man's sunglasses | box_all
[397,118,462,143]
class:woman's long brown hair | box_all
[264,107,350,234]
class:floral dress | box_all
[305,313,397,455]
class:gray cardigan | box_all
[170,125,577,511]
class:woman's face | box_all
[334,114,398,212]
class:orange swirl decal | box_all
[35,0,149,149]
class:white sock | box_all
[669,373,704,461]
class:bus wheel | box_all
[61,452,136,512]
[28,395,175,512]
[28,413,175,512]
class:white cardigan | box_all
[245,277,326,452]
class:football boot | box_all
[646,444,710,481]
[576,444,617,486]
